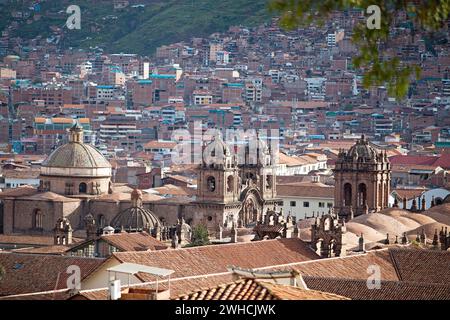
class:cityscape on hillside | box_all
[0,0,450,306]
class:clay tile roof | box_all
[286,250,399,281]
[392,188,426,200]
[2,169,40,179]
[303,276,450,300]
[143,141,177,149]
[0,234,55,246]
[17,192,81,202]
[278,153,309,166]
[11,245,74,255]
[112,238,320,282]
[389,248,450,284]
[0,185,38,198]
[176,278,349,300]
[150,184,195,196]
[277,182,334,199]
[0,253,105,296]
[100,232,168,251]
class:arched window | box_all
[344,183,352,206]
[207,176,216,192]
[97,214,106,228]
[227,176,234,193]
[33,209,43,229]
[358,183,367,207]
[79,182,87,194]
[266,175,272,189]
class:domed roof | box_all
[42,142,111,168]
[347,135,378,161]
[42,123,111,169]
[110,205,160,232]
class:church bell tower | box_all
[334,135,391,221]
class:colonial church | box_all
[0,124,279,239]
[333,135,391,221]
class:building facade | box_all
[334,135,391,221]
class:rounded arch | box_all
[207,176,216,192]
[266,175,272,189]
[344,183,352,206]
[239,188,264,226]
[358,183,367,207]
[79,182,87,194]
[33,209,43,229]
[97,214,106,228]
[227,175,234,193]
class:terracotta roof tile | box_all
[0,235,56,246]
[0,185,37,198]
[101,232,168,251]
[177,279,349,300]
[389,248,450,284]
[277,182,334,198]
[112,238,320,282]
[0,252,105,296]
[304,276,450,300]
[265,249,399,281]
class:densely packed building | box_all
[0,6,450,301]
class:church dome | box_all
[110,206,160,232]
[42,142,111,168]
[41,123,111,178]
[110,190,161,232]
[347,135,378,162]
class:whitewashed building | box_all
[277,180,334,221]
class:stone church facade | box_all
[0,125,280,238]
[334,135,391,221]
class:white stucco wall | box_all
[389,188,450,210]
[280,196,334,221]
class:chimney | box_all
[103,226,115,235]
[109,279,121,300]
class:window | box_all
[79,182,87,194]
[207,176,216,192]
[303,202,310,208]
[84,244,95,258]
[97,214,105,228]
[319,202,325,208]
[327,203,333,208]
[33,209,43,229]
[290,201,296,207]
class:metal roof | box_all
[107,263,174,277]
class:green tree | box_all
[269,0,450,98]
[188,224,211,247]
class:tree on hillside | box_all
[269,0,450,98]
